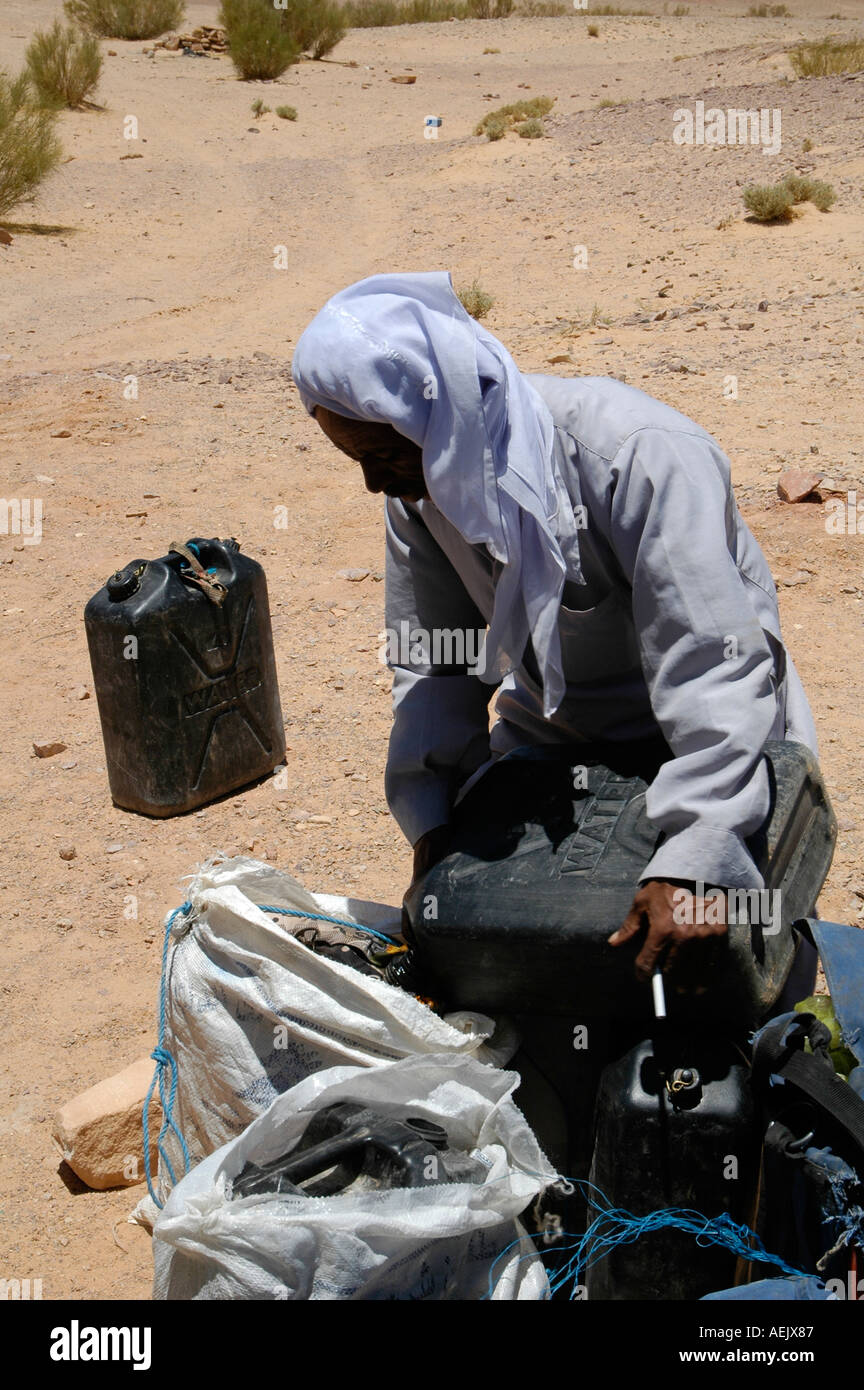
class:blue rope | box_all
[142,897,398,1207]
[257,904,398,946]
[486,1178,810,1299]
[143,901,193,1208]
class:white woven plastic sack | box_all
[152,1053,556,1300]
[147,856,517,1208]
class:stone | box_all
[51,429,72,438]
[390,75,417,84]
[33,738,67,758]
[52,1056,161,1190]
[337,568,370,581]
[777,469,822,503]
[59,845,76,861]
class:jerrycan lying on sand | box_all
[85,537,285,816]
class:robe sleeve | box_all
[383,498,493,846]
[606,426,780,889]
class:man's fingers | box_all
[608,902,644,947]
[633,922,670,981]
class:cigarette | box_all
[652,966,667,1019]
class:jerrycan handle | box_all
[169,540,228,606]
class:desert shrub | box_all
[277,0,346,58]
[789,36,864,76]
[746,4,790,15]
[517,0,569,13]
[802,136,813,151]
[341,0,476,23]
[457,280,494,319]
[466,0,513,16]
[517,117,544,137]
[250,97,270,114]
[782,172,835,209]
[742,182,795,221]
[25,21,102,109]
[276,103,298,118]
[0,70,64,218]
[588,23,599,35]
[64,0,185,39]
[474,94,554,138]
[220,0,299,78]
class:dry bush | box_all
[474,95,554,138]
[782,173,836,210]
[743,182,796,221]
[64,0,185,39]
[457,280,494,319]
[0,70,64,218]
[220,0,299,78]
[279,0,346,58]
[26,22,102,108]
[789,36,864,76]
[276,104,298,119]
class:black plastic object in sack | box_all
[585,1032,761,1300]
[85,537,285,816]
[403,740,836,1024]
[230,1102,486,1199]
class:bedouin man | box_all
[291,271,819,992]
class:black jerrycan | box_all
[85,537,285,816]
[585,1031,761,1300]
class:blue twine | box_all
[257,904,398,945]
[143,901,193,1208]
[486,1178,810,1300]
[142,897,398,1207]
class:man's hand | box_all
[608,878,728,990]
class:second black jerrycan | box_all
[85,537,285,816]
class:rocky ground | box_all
[1,0,862,1300]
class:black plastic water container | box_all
[403,740,836,1026]
[585,1032,761,1300]
[85,537,285,816]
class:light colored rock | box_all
[52,1056,161,1190]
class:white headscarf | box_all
[291,270,582,717]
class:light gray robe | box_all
[384,375,818,890]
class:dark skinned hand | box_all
[608,878,728,993]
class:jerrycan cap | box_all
[106,561,147,601]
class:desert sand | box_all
[1,0,863,1300]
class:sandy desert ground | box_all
[1,0,863,1301]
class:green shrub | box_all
[457,280,494,319]
[0,70,64,218]
[789,36,864,76]
[278,0,346,58]
[64,0,185,39]
[475,94,554,138]
[466,0,514,16]
[341,0,469,23]
[220,0,299,78]
[517,117,544,137]
[276,103,298,118]
[250,97,270,115]
[782,173,835,210]
[742,182,795,221]
[25,21,102,109]
[746,4,790,15]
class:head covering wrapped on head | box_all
[291,270,582,718]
